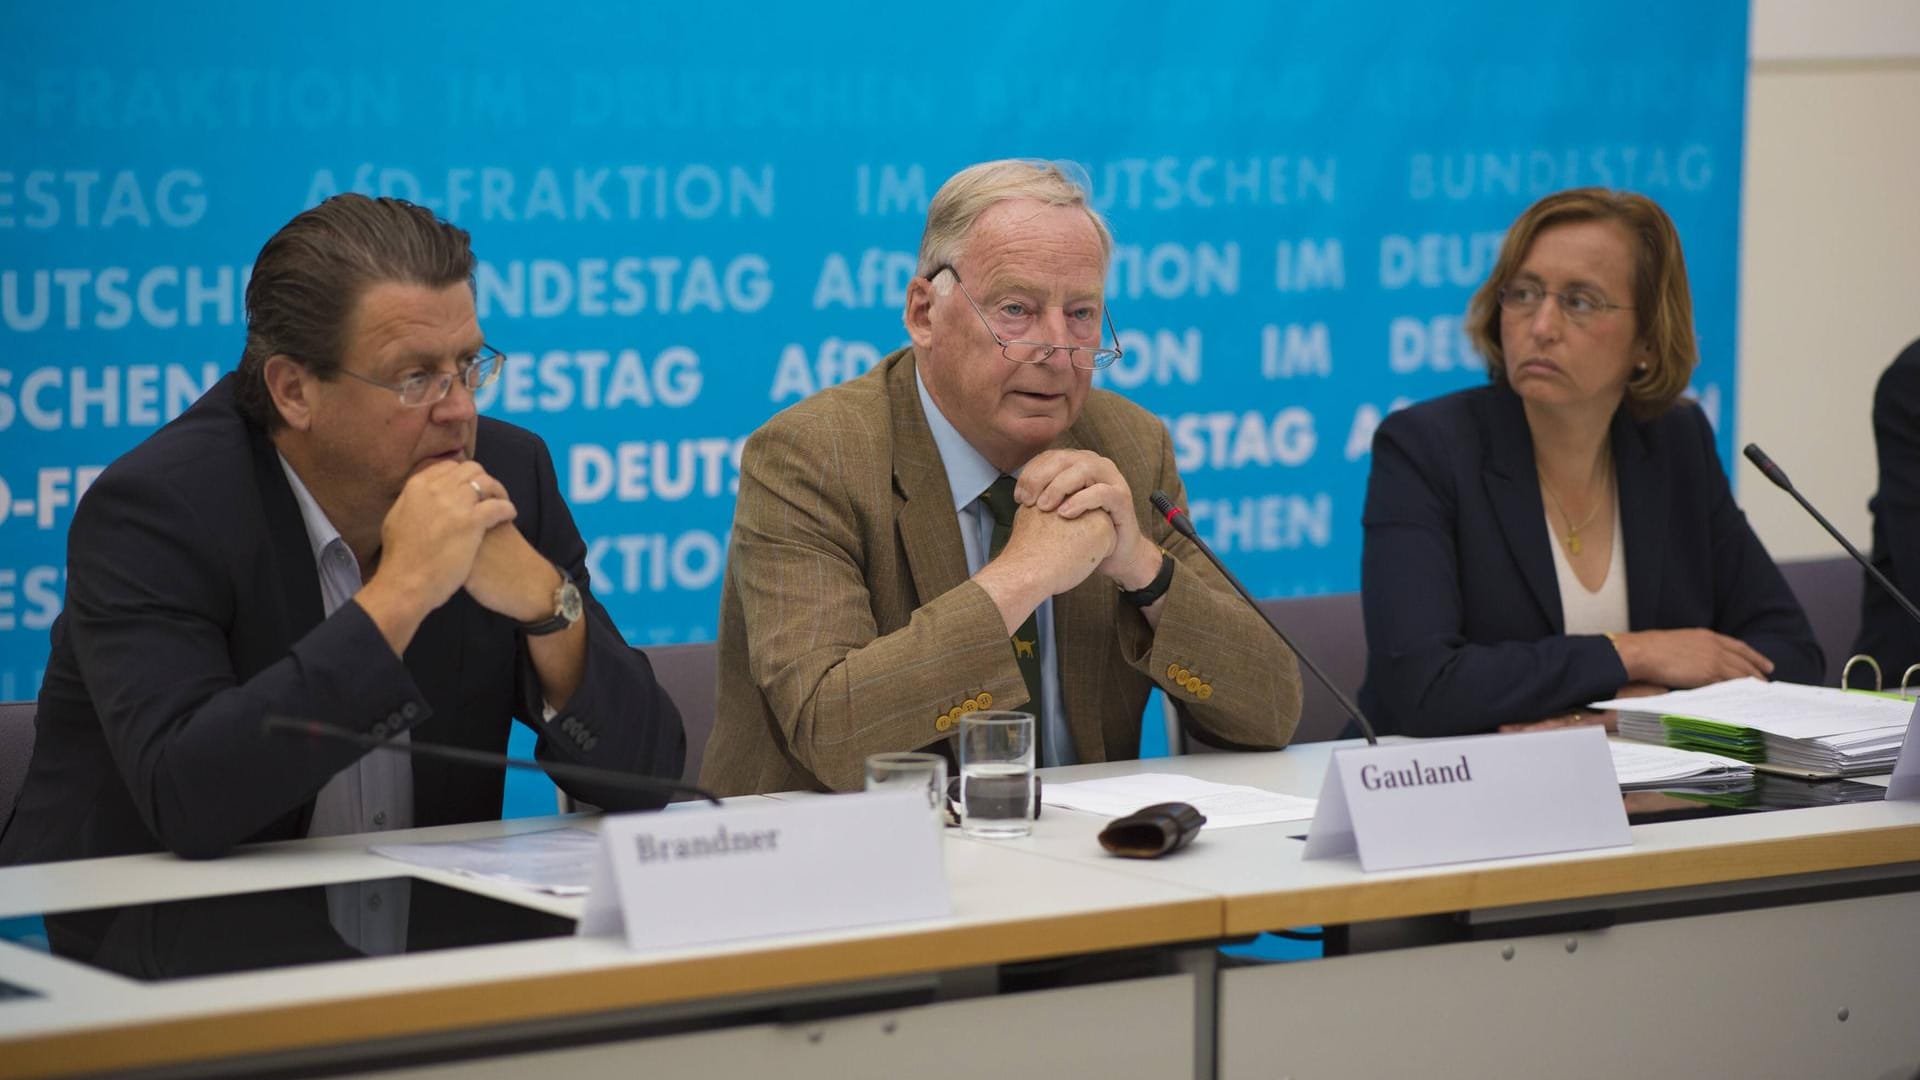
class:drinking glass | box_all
[956,711,1035,839]
[864,751,948,820]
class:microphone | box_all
[1742,443,1920,630]
[264,715,722,806]
[1150,491,1379,745]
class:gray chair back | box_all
[644,642,719,792]
[0,700,35,837]
[1256,593,1369,744]
[1776,555,1863,688]
[1168,592,1366,753]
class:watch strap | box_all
[1119,549,1176,608]
[520,568,580,636]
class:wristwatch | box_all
[520,567,584,636]
[1119,549,1176,608]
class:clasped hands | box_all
[355,460,561,654]
[974,449,1163,633]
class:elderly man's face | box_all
[910,199,1106,473]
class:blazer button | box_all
[1167,663,1184,682]
[400,702,420,721]
[1196,683,1213,701]
[935,715,954,733]
[977,692,993,708]
[962,697,981,713]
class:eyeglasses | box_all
[337,346,505,407]
[1498,282,1631,328]
[927,265,1123,371]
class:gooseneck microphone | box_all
[1150,491,1379,745]
[1742,443,1920,631]
[264,715,723,806]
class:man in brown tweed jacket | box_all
[701,160,1302,796]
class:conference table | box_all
[3,740,1919,1079]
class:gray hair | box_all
[916,160,1113,290]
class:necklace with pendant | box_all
[1539,458,1611,556]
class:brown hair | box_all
[1467,188,1697,419]
[236,195,475,430]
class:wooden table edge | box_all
[0,896,1221,1080]
[1224,819,1920,934]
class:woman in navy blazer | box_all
[1357,190,1822,738]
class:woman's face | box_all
[1499,220,1648,415]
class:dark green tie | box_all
[980,476,1046,753]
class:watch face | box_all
[557,582,584,623]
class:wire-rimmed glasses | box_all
[1497,282,1631,328]
[928,265,1123,371]
[337,345,505,407]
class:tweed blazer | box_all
[701,347,1301,795]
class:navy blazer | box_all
[1357,383,1823,737]
[0,375,684,865]
[1855,337,1920,674]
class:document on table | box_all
[1593,678,1911,739]
[1608,739,1753,790]
[1594,678,1910,775]
[1042,773,1317,828]
[372,827,600,896]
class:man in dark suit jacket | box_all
[1855,337,1920,676]
[0,195,683,865]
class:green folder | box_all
[1660,714,1768,763]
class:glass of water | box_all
[957,711,1035,839]
[864,751,948,820]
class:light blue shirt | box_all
[277,453,412,955]
[277,453,415,842]
[914,371,1077,767]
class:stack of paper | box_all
[1041,773,1318,828]
[1608,739,1754,792]
[1594,678,1911,777]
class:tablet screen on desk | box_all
[0,876,575,982]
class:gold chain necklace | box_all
[1538,456,1612,557]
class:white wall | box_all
[1738,0,1920,558]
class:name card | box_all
[1888,699,1920,802]
[578,790,951,951]
[1302,727,1630,872]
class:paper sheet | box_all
[1042,773,1317,828]
[373,827,600,896]
[1608,739,1753,789]
[1592,678,1911,739]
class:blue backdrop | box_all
[0,2,1750,814]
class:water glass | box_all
[864,751,948,820]
[957,711,1036,839]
